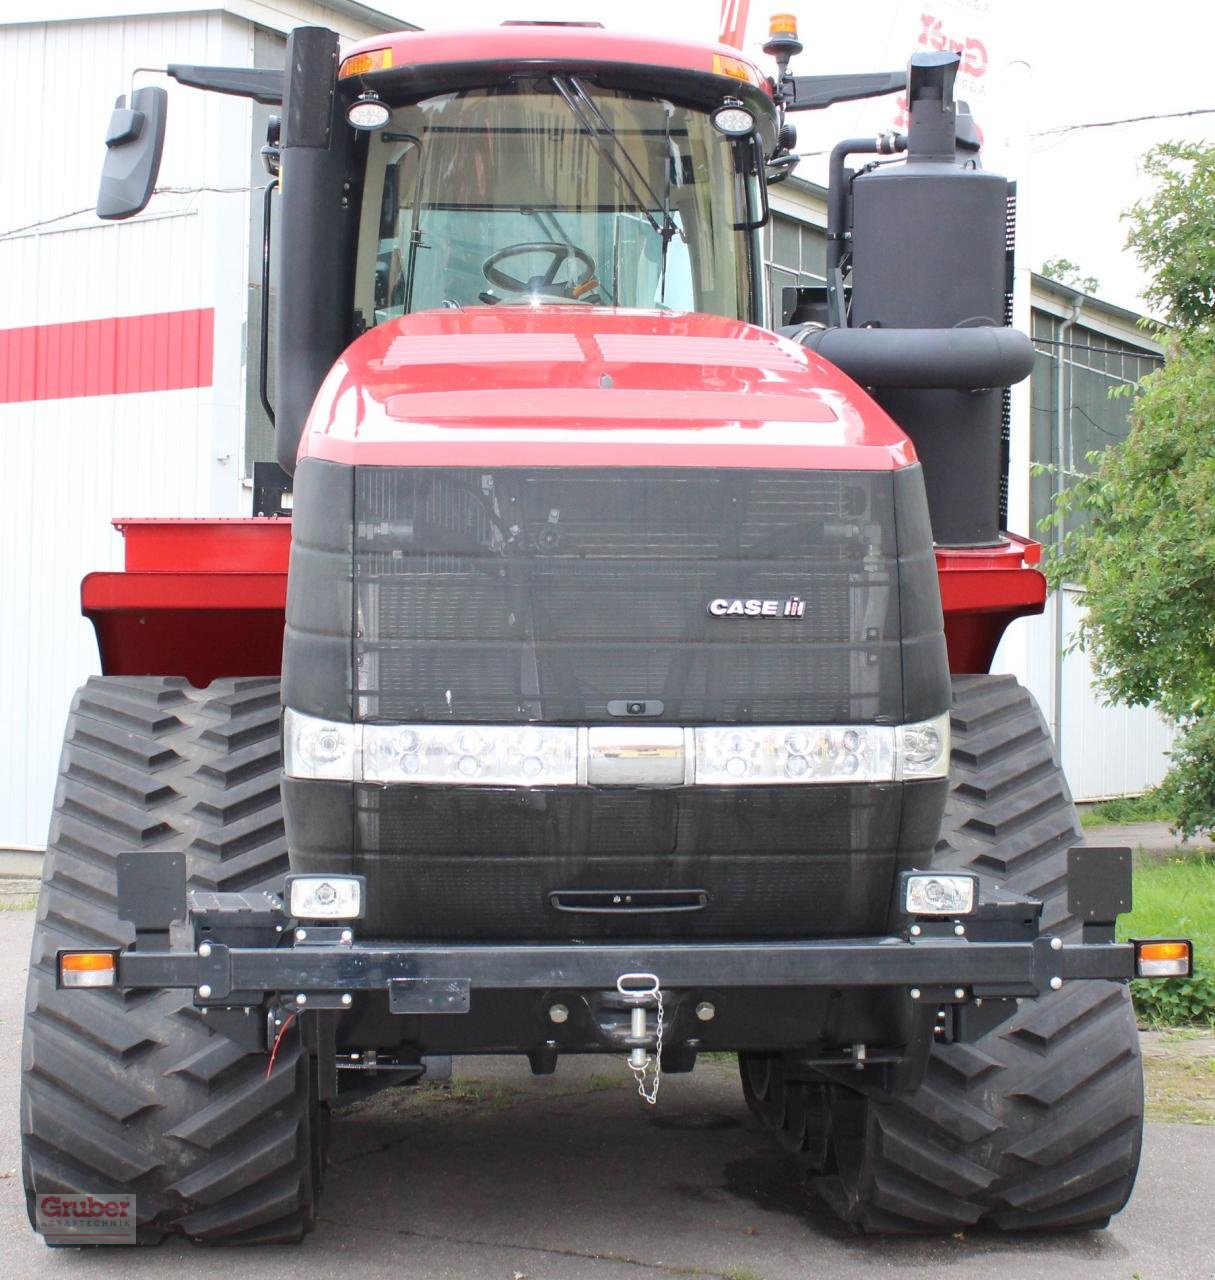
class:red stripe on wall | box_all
[0,308,214,405]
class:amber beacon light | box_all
[763,13,803,79]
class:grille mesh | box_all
[353,468,898,723]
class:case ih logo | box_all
[36,1193,136,1244]
[707,596,805,618]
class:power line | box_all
[0,184,265,241]
[1032,108,1215,139]
[0,206,97,239]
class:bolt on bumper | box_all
[61,849,1183,1009]
[83,933,1137,1009]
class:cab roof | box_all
[339,24,772,98]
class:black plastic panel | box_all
[286,776,947,940]
[345,465,924,724]
[283,460,355,719]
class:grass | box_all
[1119,853,1215,1026]
[1142,1049,1215,1125]
[408,1079,517,1111]
[1080,786,1176,828]
[1120,854,1214,945]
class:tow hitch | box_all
[616,973,665,1104]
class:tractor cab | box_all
[355,77,771,325]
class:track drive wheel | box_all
[745,675,1144,1233]
[21,677,323,1246]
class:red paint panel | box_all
[0,308,214,404]
[114,518,293,573]
[83,571,287,685]
[301,307,918,472]
[341,26,769,89]
[306,433,915,471]
[937,535,1047,673]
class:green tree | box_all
[1040,256,1100,296]
[1045,141,1215,836]
[1124,142,1215,330]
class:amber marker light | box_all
[59,951,118,989]
[339,47,393,79]
[1133,939,1193,978]
[713,53,760,84]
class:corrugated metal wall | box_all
[1,5,393,849]
[1008,596,1176,803]
[0,11,247,848]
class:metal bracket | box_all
[1068,846,1132,943]
[388,978,471,1015]
[116,851,186,949]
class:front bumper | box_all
[91,848,1139,1012]
[111,931,1132,1009]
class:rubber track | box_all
[814,675,1144,1232]
[21,677,318,1245]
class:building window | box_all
[1029,312,1163,538]
[763,212,826,328]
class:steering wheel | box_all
[482,241,599,303]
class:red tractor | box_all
[22,18,1189,1245]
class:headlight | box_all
[286,875,365,920]
[694,724,896,784]
[903,872,977,916]
[897,713,951,779]
[363,722,578,785]
[282,710,950,787]
[284,710,357,781]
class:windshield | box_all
[352,79,759,326]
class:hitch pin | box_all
[629,1006,647,1069]
[617,973,660,1070]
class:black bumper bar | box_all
[113,934,1134,1007]
[97,848,1140,1012]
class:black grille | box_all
[344,782,906,940]
[352,467,900,723]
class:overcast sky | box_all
[377,0,1215,316]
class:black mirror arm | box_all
[166,64,284,105]
[780,71,906,112]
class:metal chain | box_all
[629,987,664,1105]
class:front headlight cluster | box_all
[364,723,578,785]
[283,710,950,786]
[695,724,897,784]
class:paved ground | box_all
[1082,818,1213,856]
[2,908,1214,1279]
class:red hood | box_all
[298,308,916,471]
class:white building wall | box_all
[0,4,394,848]
[996,597,1176,802]
[0,11,230,849]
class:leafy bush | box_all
[1131,969,1215,1028]
[1044,142,1215,842]
[1080,787,1176,828]
[1120,854,1215,1026]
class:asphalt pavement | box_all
[1082,819,1213,856]
[2,905,1213,1280]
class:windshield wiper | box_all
[550,76,683,252]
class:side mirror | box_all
[97,85,168,220]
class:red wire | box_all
[265,1012,297,1079]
